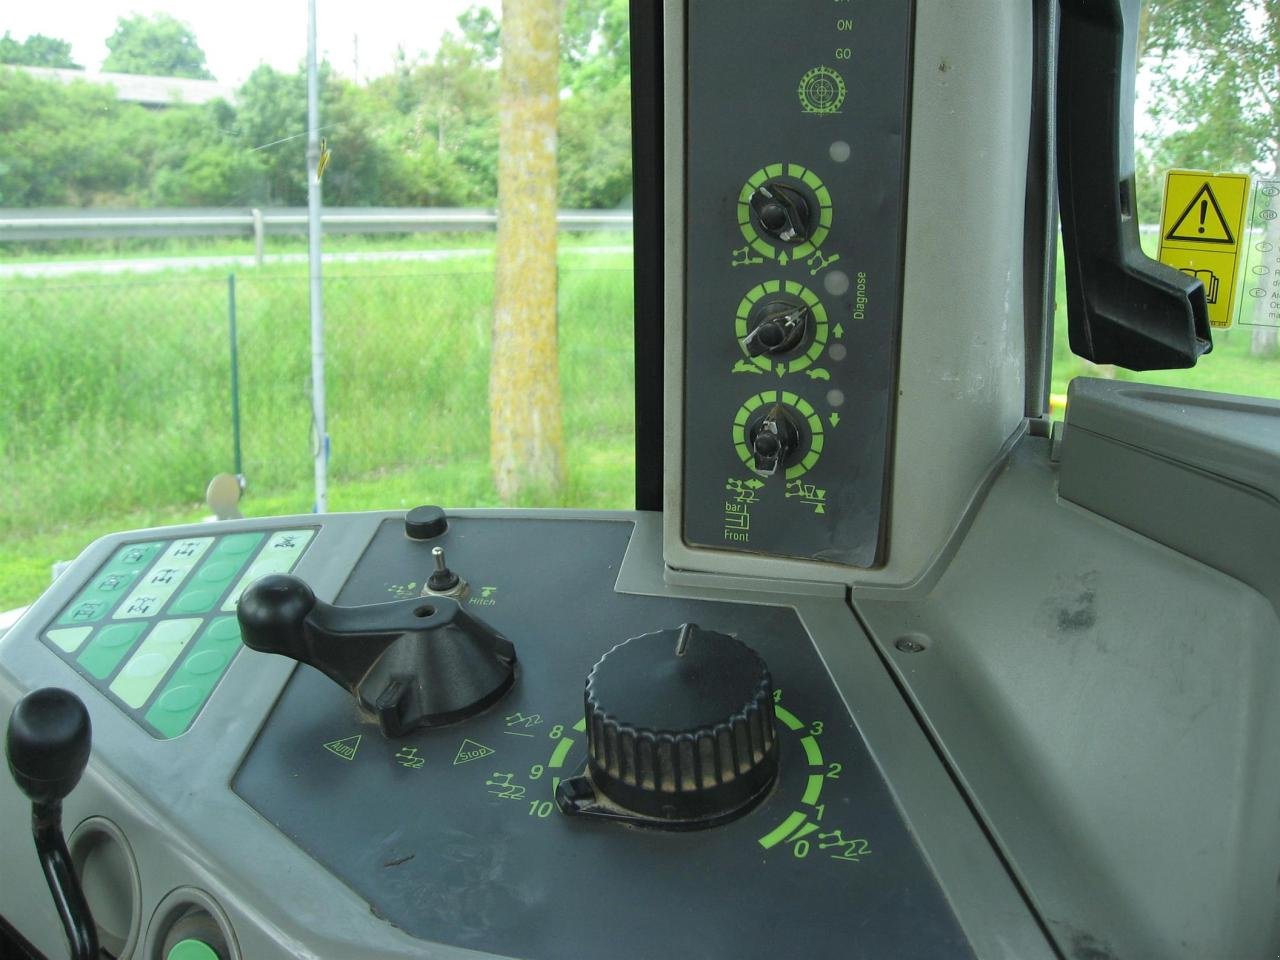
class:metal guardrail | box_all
[0,207,634,244]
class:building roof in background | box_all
[9,64,236,106]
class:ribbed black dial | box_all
[579,623,778,825]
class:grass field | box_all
[3,233,1280,610]
[0,243,635,608]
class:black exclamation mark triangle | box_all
[1165,182,1236,244]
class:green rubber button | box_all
[166,939,220,960]
[156,684,204,713]
[198,561,239,584]
[185,650,229,676]
[216,533,261,556]
[205,617,240,643]
[171,590,218,614]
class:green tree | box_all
[0,32,81,69]
[364,24,501,205]
[559,0,631,208]
[103,14,215,80]
[0,69,145,205]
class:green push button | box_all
[197,561,239,584]
[77,621,147,680]
[168,533,264,616]
[215,533,261,556]
[166,939,220,960]
[54,541,165,627]
[46,627,94,654]
[169,589,219,615]
[109,619,202,709]
[143,616,243,738]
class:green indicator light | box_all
[800,735,823,766]
[801,170,822,189]
[815,186,833,207]
[765,163,783,178]
[549,737,575,769]
[774,706,804,731]
[782,391,800,406]
[759,811,808,850]
[572,717,587,733]
[748,172,766,188]
[802,773,825,805]
[819,210,834,228]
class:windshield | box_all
[0,1,636,610]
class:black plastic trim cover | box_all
[630,0,664,510]
[1056,0,1211,371]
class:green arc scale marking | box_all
[546,717,588,797]
[737,162,833,262]
[734,280,830,376]
[732,391,825,480]
[757,702,828,850]
[549,737,575,769]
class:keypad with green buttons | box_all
[40,528,316,739]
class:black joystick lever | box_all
[6,688,99,960]
[238,574,516,737]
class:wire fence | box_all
[0,255,636,552]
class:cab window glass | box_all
[1051,0,1279,413]
[0,2,635,609]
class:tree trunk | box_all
[490,0,564,502]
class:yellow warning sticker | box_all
[1158,169,1251,329]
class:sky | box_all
[4,0,497,84]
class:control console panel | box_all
[0,511,1040,959]
[681,0,914,566]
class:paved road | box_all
[0,245,632,279]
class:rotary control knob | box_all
[749,181,812,243]
[555,624,778,829]
[748,405,802,476]
[742,302,810,357]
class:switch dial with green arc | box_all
[733,391,825,480]
[736,280,829,374]
[738,163,833,264]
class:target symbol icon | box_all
[798,66,847,115]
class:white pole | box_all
[306,0,328,512]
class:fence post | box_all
[251,208,265,267]
[227,273,243,478]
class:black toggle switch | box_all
[6,688,100,960]
[237,574,516,736]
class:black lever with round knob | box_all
[237,574,516,737]
[6,688,99,960]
